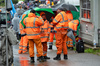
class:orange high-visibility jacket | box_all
[48,17,57,32]
[47,1,50,5]
[19,14,26,36]
[40,20,49,42]
[53,11,68,31]
[49,22,57,33]
[23,13,43,39]
[39,16,49,42]
[68,20,79,31]
[66,11,73,22]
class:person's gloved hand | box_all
[75,35,78,38]
[74,31,77,33]
[49,19,53,23]
[51,27,54,30]
[67,28,73,32]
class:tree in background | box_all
[12,0,18,4]
[0,0,5,6]
[0,0,18,6]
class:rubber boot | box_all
[49,45,52,49]
[37,57,39,60]
[30,57,35,63]
[53,54,61,60]
[38,56,46,62]
[64,55,68,60]
[44,56,50,59]
[49,42,53,49]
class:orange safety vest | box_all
[66,11,73,22]
[49,22,57,33]
[68,20,79,31]
[53,11,68,31]
[19,14,26,36]
[23,13,43,39]
[40,19,49,42]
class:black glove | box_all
[21,34,26,37]
[67,29,73,32]
[74,31,77,33]
[49,19,53,23]
[51,27,54,30]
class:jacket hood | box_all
[14,13,18,17]
[28,13,36,17]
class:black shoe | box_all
[38,56,46,62]
[30,57,35,63]
[49,45,52,49]
[71,47,74,50]
[53,54,61,60]
[44,56,50,59]
[37,57,39,60]
[67,47,70,49]
[64,55,68,60]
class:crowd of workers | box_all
[12,6,79,63]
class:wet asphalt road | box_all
[13,43,100,66]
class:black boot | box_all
[49,42,53,49]
[49,45,52,49]
[37,57,39,60]
[53,54,61,60]
[64,55,68,60]
[30,57,35,63]
[38,56,46,62]
[44,56,50,59]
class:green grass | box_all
[0,0,5,6]
[85,48,94,53]
[73,47,76,51]
[0,0,18,7]
[85,48,100,56]
[73,47,100,56]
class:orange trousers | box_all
[28,38,43,57]
[56,30,68,55]
[42,42,47,56]
[67,37,73,47]
[18,36,28,54]
[50,33,57,42]
[37,42,47,57]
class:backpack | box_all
[76,40,84,53]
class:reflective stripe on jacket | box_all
[39,17,49,42]
[68,20,79,31]
[23,13,43,39]
[53,11,68,31]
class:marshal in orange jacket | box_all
[23,13,43,39]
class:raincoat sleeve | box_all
[17,18,20,33]
[35,18,43,26]
[12,19,14,26]
[12,13,20,33]
[52,14,61,25]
